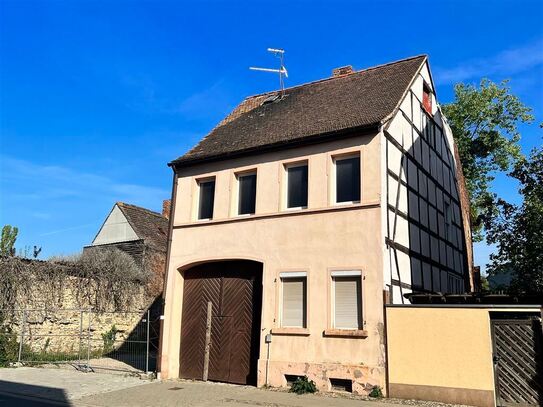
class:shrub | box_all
[369,385,383,398]
[101,325,118,354]
[0,326,20,367]
[0,247,151,312]
[290,376,317,395]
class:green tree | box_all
[485,146,543,294]
[0,225,18,257]
[442,79,534,241]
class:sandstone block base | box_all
[257,359,385,396]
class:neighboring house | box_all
[160,55,474,394]
[85,201,170,268]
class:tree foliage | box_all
[0,225,18,257]
[485,146,543,294]
[442,80,534,241]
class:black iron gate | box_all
[491,313,543,407]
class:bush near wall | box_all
[0,248,163,360]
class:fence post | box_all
[17,309,26,364]
[86,308,91,371]
[78,309,83,367]
[202,301,212,381]
[146,310,150,373]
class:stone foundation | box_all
[257,360,385,395]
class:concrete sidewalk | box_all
[76,379,401,407]
[0,366,147,403]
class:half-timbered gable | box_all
[383,60,472,303]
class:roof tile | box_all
[171,55,426,165]
[116,202,169,252]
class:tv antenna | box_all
[250,48,288,97]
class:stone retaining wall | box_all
[4,277,156,355]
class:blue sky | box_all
[1,0,542,268]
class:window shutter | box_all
[334,277,361,329]
[282,278,306,328]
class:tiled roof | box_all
[117,202,169,252]
[171,55,427,166]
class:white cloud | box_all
[0,155,169,208]
[434,39,543,85]
[171,79,235,120]
[31,211,52,220]
[39,224,95,237]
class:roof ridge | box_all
[116,202,165,218]
[243,54,428,100]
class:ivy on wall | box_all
[0,248,161,312]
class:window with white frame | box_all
[197,178,215,220]
[237,171,257,215]
[331,271,362,329]
[285,162,308,209]
[280,272,307,328]
[334,155,360,204]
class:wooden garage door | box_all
[179,261,262,385]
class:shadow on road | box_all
[0,380,70,406]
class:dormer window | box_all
[423,83,432,114]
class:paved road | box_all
[0,367,465,407]
[76,380,399,407]
[0,391,70,406]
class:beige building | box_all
[159,55,474,394]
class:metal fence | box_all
[0,308,160,373]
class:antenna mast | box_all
[250,48,288,97]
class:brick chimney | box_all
[332,65,354,77]
[162,199,171,220]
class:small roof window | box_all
[422,82,432,114]
[261,94,280,105]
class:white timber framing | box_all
[383,61,470,304]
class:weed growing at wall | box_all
[0,327,19,367]
[289,376,317,395]
[369,385,383,398]
[101,325,118,354]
